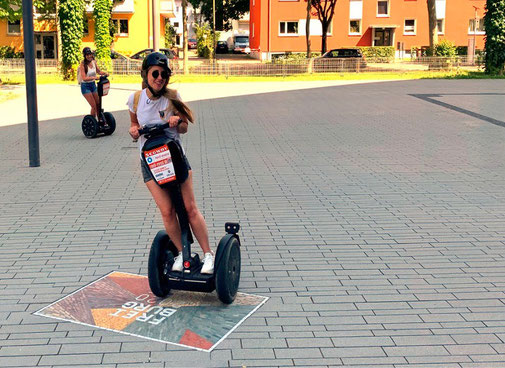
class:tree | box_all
[93,0,112,69]
[484,0,505,74]
[427,0,438,50]
[188,0,248,31]
[59,0,84,79]
[164,20,177,49]
[305,0,311,58]
[0,0,22,21]
[182,0,189,74]
[311,0,337,54]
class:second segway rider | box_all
[127,52,215,274]
[79,47,108,120]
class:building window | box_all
[469,18,485,34]
[349,20,361,35]
[404,19,416,35]
[7,20,21,35]
[112,19,129,36]
[377,0,389,17]
[279,21,298,35]
[437,19,444,34]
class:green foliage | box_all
[189,0,248,31]
[0,46,23,58]
[484,0,505,74]
[59,0,84,80]
[271,52,321,63]
[0,0,22,21]
[195,24,218,58]
[358,46,394,61]
[432,39,457,57]
[164,21,177,49]
[93,0,113,70]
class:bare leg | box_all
[91,92,100,119]
[180,171,212,254]
[83,92,98,118]
[145,180,183,252]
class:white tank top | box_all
[86,62,96,78]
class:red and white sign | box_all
[145,145,176,185]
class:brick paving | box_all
[0,79,505,367]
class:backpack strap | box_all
[132,90,142,114]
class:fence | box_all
[0,56,482,78]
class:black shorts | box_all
[140,156,192,183]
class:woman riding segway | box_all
[127,52,215,274]
[79,47,109,120]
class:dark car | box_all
[216,41,228,54]
[314,48,367,72]
[188,38,197,49]
[130,48,178,60]
[110,50,142,74]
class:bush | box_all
[358,46,394,60]
[433,39,457,57]
[0,46,23,58]
[195,24,217,59]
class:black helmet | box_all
[141,52,171,74]
[83,47,92,56]
[141,52,172,97]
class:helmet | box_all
[141,52,171,75]
[82,47,92,56]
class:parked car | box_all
[130,48,178,60]
[110,50,141,74]
[314,48,367,72]
[188,38,197,49]
[216,41,229,54]
[233,35,250,54]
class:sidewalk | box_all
[1,79,505,367]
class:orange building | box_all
[0,0,175,59]
[250,0,486,60]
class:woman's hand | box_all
[129,125,140,141]
[168,115,184,128]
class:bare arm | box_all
[129,111,140,140]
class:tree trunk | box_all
[427,0,438,50]
[321,21,328,54]
[182,0,189,74]
[305,0,311,58]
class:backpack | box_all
[77,65,82,84]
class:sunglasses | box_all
[151,70,170,79]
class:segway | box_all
[139,123,241,304]
[81,75,116,138]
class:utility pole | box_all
[182,0,189,74]
[213,0,216,61]
[473,6,478,60]
[22,0,40,167]
[153,0,160,51]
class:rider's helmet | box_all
[141,52,172,97]
[82,47,93,57]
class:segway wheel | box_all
[215,237,241,304]
[148,230,178,297]
[82,115,98,138]
[103,112,116,136]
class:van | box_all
[233,35,250,54]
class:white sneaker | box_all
[200,252,214,274]
[172,253,183,272]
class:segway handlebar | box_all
[137,122,171,136]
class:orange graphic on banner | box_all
[179,329,213,350]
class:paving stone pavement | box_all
[1,79,505,367]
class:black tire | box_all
[103,112,116,135]
[82,115,98,138]
[148,230,177,297]
[215,237,241,304]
